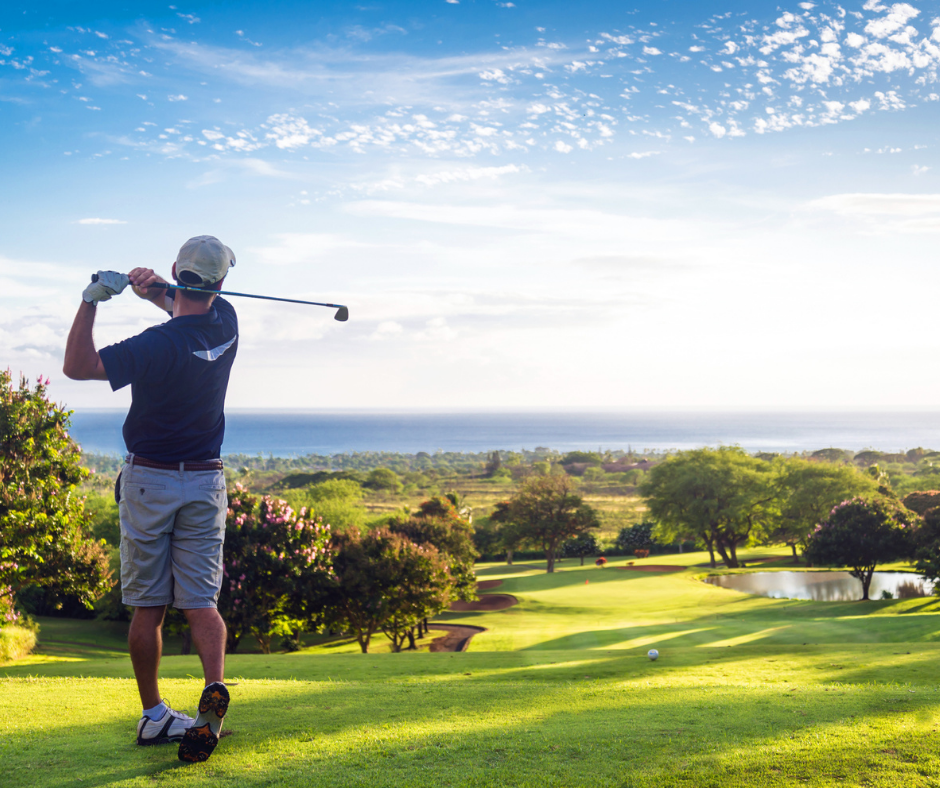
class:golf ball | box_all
[647,649,659,661]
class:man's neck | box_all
[172,296,215,319]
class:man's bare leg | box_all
[129,605,167,709]
[183,607,226,685]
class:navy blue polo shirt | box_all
[99,296,238,462]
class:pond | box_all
[703,571,934,602]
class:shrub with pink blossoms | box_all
[218,484,334,654]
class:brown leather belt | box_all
[130,456,224,472]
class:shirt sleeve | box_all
[213,297,238,334]
[99,329,177,392]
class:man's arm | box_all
[129,267,174,313]
[63,301,109,381]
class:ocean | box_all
[67,410,940,457]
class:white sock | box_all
[143,701,168,721]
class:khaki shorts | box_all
[118,458,227,609]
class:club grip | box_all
[91,274,98,283]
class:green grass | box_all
[4,547,940,786]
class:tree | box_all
[616,522,655,553]
[1,371,111,625]
[561,532,600,566]
[562,451,603,465]
[388,496,478,602]
[913,507,940,590]
[803,498,914,601]
[508,475,600,573]
[484,501,528,565]
[219,485,334,653]
[327,527,451,653]
[484,451,502,477]
[364,467,403,493]
[765,458,879,562]
[640,447,775,568]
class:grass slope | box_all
[3,549,940,787]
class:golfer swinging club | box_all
[63,235,238,763]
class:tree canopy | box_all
[803,498,914,600]
[764,457,879,561]
[508,475,599,572]
[639,446,775,568]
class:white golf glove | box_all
[83,271,129,306]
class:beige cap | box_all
[175,235,236,287]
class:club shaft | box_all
[150,282,346,310]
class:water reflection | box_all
[703,571,934,601]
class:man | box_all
[63,235,238,764]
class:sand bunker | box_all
[427,625,487,652]
[619,565,686,572]
[449,593,518,612]
[477,579,504,591]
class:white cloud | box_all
[370,320,404,339]
[864,2,919,38]
[554,140,573,153]
[709,122,727,138]
[74,218,127,225]
[415,164,522,186]
[167,94,188,101]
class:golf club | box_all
[91,274,349,321]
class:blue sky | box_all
[2,0,940,411]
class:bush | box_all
[0,623,38,663]
[364,467,403,493]
[897,579,927,599]
[616,523,655,552]
[1,371,112,614]
[902,491,940,515]
[220,485,334,653]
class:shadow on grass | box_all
[3,665,940,788]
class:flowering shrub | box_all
[804,498,916,600]
[634,549,650,559]
[595,556,608,568]
[902,491,940,516]
[0,371,111,626]
[218,484,334,653]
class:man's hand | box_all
[128,267,167,297]
[82,271,129,306]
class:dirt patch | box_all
[477,579,504,591]
[450,594,518,611]
[618,565,686,572]
[427,625,487,652]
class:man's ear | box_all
[171,262,177,281]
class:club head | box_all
[334,306,349,322]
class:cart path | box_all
[427,625,487,652]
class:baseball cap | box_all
[175,235,236,287]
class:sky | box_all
[2,0,940,412]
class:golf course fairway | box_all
[3,549,940,787]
